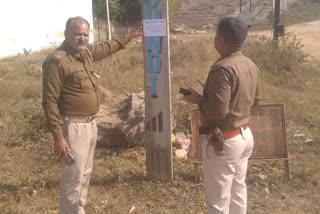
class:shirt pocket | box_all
[72,71,93,90]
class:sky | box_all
[0,0,93,59]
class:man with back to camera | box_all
[183,17,261,214]
[42,16,142,213]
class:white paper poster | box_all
[143,19,167,37]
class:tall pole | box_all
[106,0,112,40]
[143,0,173,181]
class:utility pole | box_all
[273,0,281,40]
[239,0,252,27]
[105,0,112,40]
[143,0,173,181]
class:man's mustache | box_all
[76,40,88,46]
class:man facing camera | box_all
[42,16,142,213]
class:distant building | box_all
[0,0,93,59]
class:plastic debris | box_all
[294,133,306,138]
[264,187,270,194]
[176,138,191,150]
[128,206,136,214]
[171,133,176,143]
[305,139,313,144]
[175,149,188,158]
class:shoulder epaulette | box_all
[51,54,62,63]
[211,65,233,77]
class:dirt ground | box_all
[287,20,320,61]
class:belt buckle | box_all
[86,116,92,123]
[86,115,96,123]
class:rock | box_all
[146,201,155,207]
[127,92,145,119]
[118,92,145,145]
[195,30,206,34]
[202,25,208,29]
[173,24,186,32]
[258,174,268,181]
[118,118,144,146]
[98,85,116,101]
[96,92,145,147]
[97,121,127,147]
[207,23,215,29]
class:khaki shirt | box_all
[198,51,261,132]
[42,36,131,141]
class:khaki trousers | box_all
[60,120,97,214]
[201,127,254,214]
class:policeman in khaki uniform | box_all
[42,17,142,213]
[184,17,261,214]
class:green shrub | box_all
[243,32,311,86]
[169,0,178,16]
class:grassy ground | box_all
[1,3,320,214]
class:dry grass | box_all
[1,14,320,214]
[251,1,320,31]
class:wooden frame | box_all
[191,104,289,182]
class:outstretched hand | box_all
[130,23,143,38]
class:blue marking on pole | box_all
[151,75,158,95]
[147,0,162,97]
[148,53,162,73]
[147,0,160,8]
[148,37,161,52]
[148,9,161,19]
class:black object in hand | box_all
[64,152,76,166]
[179,87,191,95]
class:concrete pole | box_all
[143,0,173,181]
[106,0,112,40]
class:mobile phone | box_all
[64,152,76,166]
[179,87,191,95]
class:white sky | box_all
[0,0,93,59]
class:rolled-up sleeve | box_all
[198,69,232,121]
[42,61,64,141]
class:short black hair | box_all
[217,17,248,46]
[65,16,90,30]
